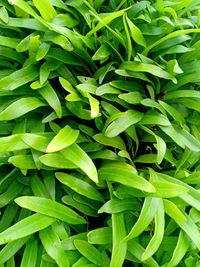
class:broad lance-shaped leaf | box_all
[39,153,77,169]
[55,172,104,202]
[0,134,29,152]
[173,125,200,152]
[93,133,126,150]
[38,83,62,118]
[163,199,186,222]
[15,196,86,224]
[126,15,146,47]
[166,231,189,267]
[110,213,127,267]
[20,238,38,267]
[150,181,189,198]
[0,214,56,245]
[124,197,160,242]
[142,199,165,261]
[142,29,200,56]
[88,93,99,118]
[165,90,200,100]
[128,239,159,267]
[32,0,57,21]
[0,180,24,209]
[0,36,20,48]
[87,7,130,37]
[140,125,166,164]
[87,227,112,244]
[0,237,30,264]
[165,205,200,250]
[98,197,141,214]
[61,143,98,183]
[46,125,79,153]
[40,226,70,267]
[98,161,155,193]
[0,65,38,91]
[0,97,46,121]
[8,155,37,170]
[120,61,175,81]
[21,133,53,152]
[105,110,144,137]
[74,240,103,266]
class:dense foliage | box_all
[1,0,200,266]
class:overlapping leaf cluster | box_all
[1,0,200,266]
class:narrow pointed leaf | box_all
[142,199,165,261]
[110,213,127,267]
[0,214,55,245]
[40,226,69,267]
[55,172,104,202]
[105,110,144,137]
[124,197,160,241]
[15,196,86,224]
[0,65,38,91]
[61,144,98,183]
[99,162,155,192]
[0,97,46,121]
[46,125,79,153]
[74,240,103,265]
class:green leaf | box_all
[20,238,38,267]
[0,65,38,91]
[15,196,86,224]
[150,181,189,198]
[39,153,77,169]
[0,214,55,245]
[158,100,185,126]
[120,61,175,81]
[46,125,79,153]
[0,237,30,264]
[87,227,112,245]
[0,97,46,121]
[128,239,159,267]
[105,110,144,137]
[55,172,104,202]
[134,154,157,163]
[118,91,143,104]
[167,210,200,250]
[93,133,126,150]
[38,83,62,118]
[166,231,189,267]
[174,125,200,152]
[0,7,8,23]
[142,199,165,261]
[99,161,155,192]
[139,113,171,126]
[8,155,37,170]
[0,180,24,208]
[143,29,200,56]
[124,197,161,241]
[61,144,98,183]
[110,213,127,267]
[87,8,129,37]
[163,199,186,222]
[126,16,146,47]
[98,197,141,214]
[165,90,200,100]
[21,133,52,152]
[39,226,69,267]
[0,36,20,48]
[92,44,111,61]
[74,240,103,265]
[32,0,57,21]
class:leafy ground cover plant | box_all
[1,0,200,266]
